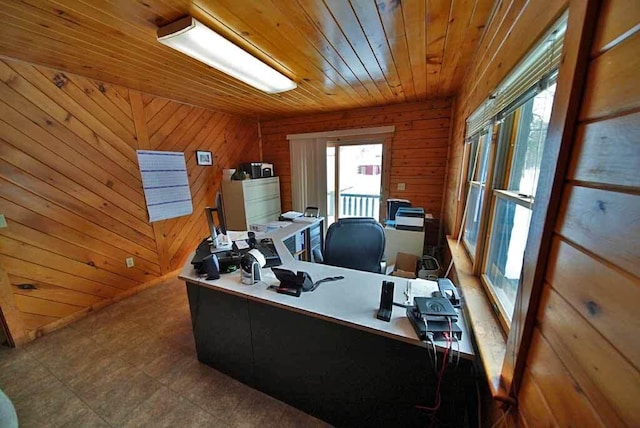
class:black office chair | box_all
[313,217,385,273]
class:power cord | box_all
[392,301,412,308]
[417,315,454,414]
[308,275,344,292]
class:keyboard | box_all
[254,239,281,267]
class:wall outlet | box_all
[125,257,135,268]
[397,182,406,191]
[0,214,6,228]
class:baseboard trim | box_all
[22,269,181,344]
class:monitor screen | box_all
[204,192,227,242]
[215,191,227,234]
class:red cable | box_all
[416,333,451,412]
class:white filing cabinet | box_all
[221,177,281,230]
[383,226,424,267]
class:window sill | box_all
[446,236,510,399]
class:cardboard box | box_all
[391,252,418,279]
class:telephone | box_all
[303,206,320,218]
[272,268,314,296]
[437,278,461,308]
[376,281,394,322]
[271,268,344,296]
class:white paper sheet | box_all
[137,150,193,222]
[405,278,440,304]
[227,230,249,241]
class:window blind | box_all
[465,11,567,139]
[465,97,495,139]
[492,14,567,116]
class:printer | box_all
[386,198,411,225]
[395,207,425,231]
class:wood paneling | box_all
[569,111,640,188]
[580,30,640,120]
[261,99,452,215]
[142,97,261,272]
[546,239,640,365]
[0,0,493,118]
[591,0,640,53]
[530,4,640,425]
[0,57,259,341]
[537,287,636,426]
[522,328,605,427]
[556,185,640,278]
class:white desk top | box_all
[179,219,474,359]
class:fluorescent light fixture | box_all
[157,16,297,94]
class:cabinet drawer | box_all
[243,179,280,202]
[245,195,280,218]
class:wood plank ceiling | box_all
[0,0,494,118]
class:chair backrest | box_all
[323,217,385,273]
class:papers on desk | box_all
[234,240,250,250]
[227,231,249,241]
[226,231,251,249]
[267,221,292,229]
[404,278,440,303]
[292,216,317,223]
[227,230,267,249]
[281,211,303,220]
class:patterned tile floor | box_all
[0,277,330,427]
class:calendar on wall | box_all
[136,150,193,222]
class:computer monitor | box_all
[215,191,227,234]
[204,192,227,244]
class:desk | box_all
[179,220,476,426]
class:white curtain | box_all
[289,137,327,216]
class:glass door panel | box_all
[337,144,382,221]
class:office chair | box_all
[313,217,385,273]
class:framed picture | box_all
[196,150,213,166]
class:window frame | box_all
[463,106,542,331]
[450,2,598,401]
[477,86,555,330]
[461,24,564,330]
[480,190,534,332]
[461,126,498,266]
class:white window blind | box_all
[465,97,495,140]
[466,11,567,139]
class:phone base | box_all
[406,306,462,341]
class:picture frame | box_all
[196,150,213,166]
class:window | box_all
[460,16,566,329]
[463,129,492,258]
[483,85,556,324]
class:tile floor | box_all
[0,277,331,427]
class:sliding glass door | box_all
[326,142,383,225]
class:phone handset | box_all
[437,278,461,307]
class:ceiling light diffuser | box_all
[157,17,297,94]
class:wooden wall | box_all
[442,0,640,426]
[261,99,452,216]
[518,1,640,425]
[0,57,259,343]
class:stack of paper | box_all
[266,221,292,230]
[292,216,317,223]
[281,211,303,220]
